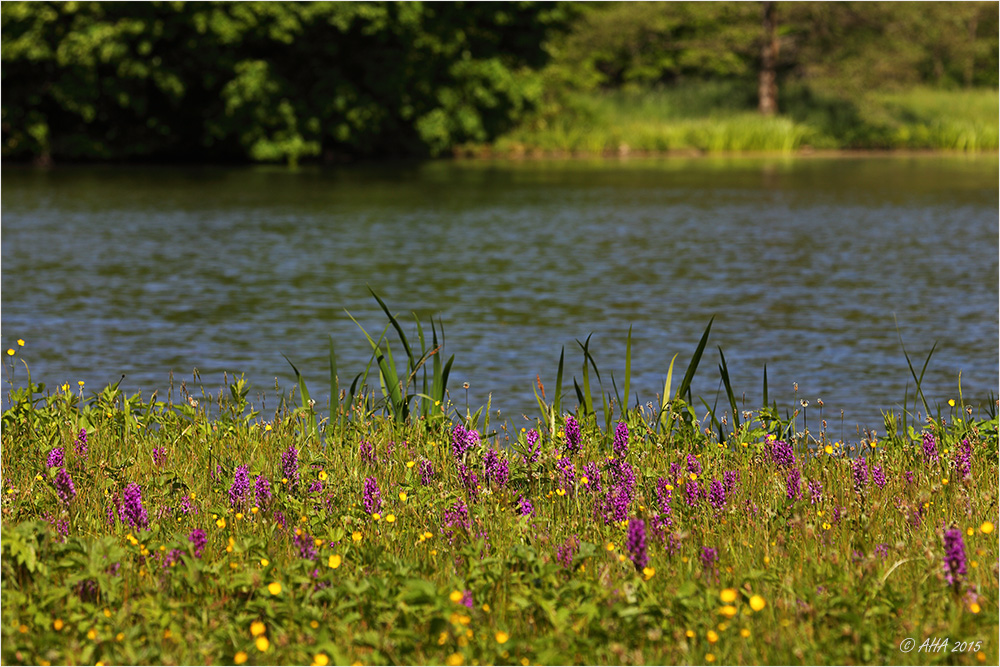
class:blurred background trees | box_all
[2,1,996,163]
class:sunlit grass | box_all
[2,320,997,666]
[482,84,999,155]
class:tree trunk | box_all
[758,1,779,116]
[965,12,979,88]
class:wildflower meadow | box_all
[1,305,997,666]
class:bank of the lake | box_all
[467,87,999,158]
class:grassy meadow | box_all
[475,84,1000,157]
[2,308,998,666]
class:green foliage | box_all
[1,1,566,163]
[1,339,997,664]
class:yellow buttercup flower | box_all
[399,491,408,502]
[386,514,396,523]
[707,630,719,643]
[318,470,328,481]
[216,518,226,529]
[981,521,994,534]
[740,628,751,638]
[446,654,463,666]
[312,654,330,666]
[495,631,510,644]
[449,590,464,603]
[16,339,24,347]
[255,636,270,652]
[642,567,655,581]
[406,460,415,468]
[5,349,14,357]
[353,531,363,542]
[749,595,766,611]
[720,605,738,618]
[720,588,738,603]
[234,651,248,665]
[53,619,64,631]
[969,603,981,614]
[948,399,956,407]
[260,558,269,567]
[328,554,342,569]
[267,581,282,596]
[250,621,266,637]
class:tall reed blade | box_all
[282,354,318,440]
[659,353,678,433]
[718,346,740,433]
[676,317,714,404]
[623,324,632,415]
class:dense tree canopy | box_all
[2,1,996,163]
[1,1,569,163]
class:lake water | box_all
[2,157,997,432]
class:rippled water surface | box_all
[3,157,997,429]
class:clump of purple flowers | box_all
[583,462,602,494]
[922,431,939,463]
[229,465,251,508]
[564,414,581,454]
[461,590,474,609]
[808,479,823,504]
[46,447,65,469]
[188,528,208,558]
[685,480,702,507]
[122,483,149,530]
[152,447,167,467]
[770,439,796,468]
[254,475,272,509]
[686,454,702,476]
[851,457,869,497]
[943,528,967,588]
[359,440,377,466]
[483,449,509,488]
[655,477,673,514]
[556,536,579,570]
[363,477,382,515]
[556,456,575,491]
[451,424,481,460]
[612,421,629,459]
[53,468,76,505]
[419,459,435,486]
[443,499,471,541]
[700,546,718,570]
[517,495,534,517]
[708,479,726,513]
[281,444,300,488]
[953,439,972,480]
[723,470,739,494]
[786,468,802,501]
[872,464,887,490]
[626,518,648,571]
[524,430,541,464]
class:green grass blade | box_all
[677,316,714,404]
[718,346,740,433]
[623,324,632,415]
[369,287,415,370]
[282,353,317,439]
[762,363,768,409]
[554,347,564,419]
[659,353,678,433]
[329,335,339,416]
